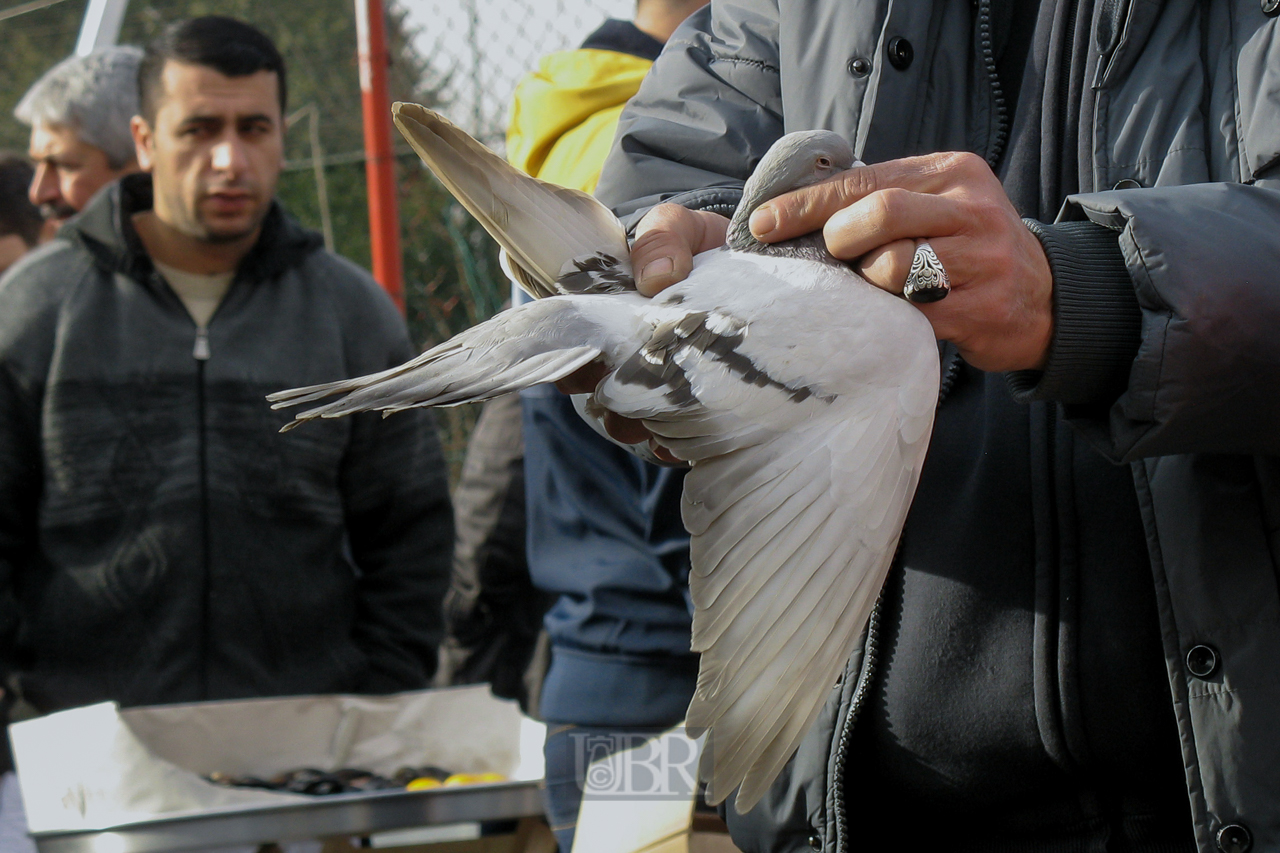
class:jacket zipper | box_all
[194,326,211,699]
[975,0,1009,169]
[830,589,885,853]
[1061,0,1081,182]
[831,349,962,852]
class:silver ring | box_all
[903,240,951,303]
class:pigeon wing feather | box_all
[266,296,646,428]
[595,253,939,813]
[392,103,633,298]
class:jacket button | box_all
[886,37,914,70]
[847,56,872,78]
[1112,178,1142,190]
[1264,0,1280,17]
[808,834,822,850]
[1185,644,1219,678]
[1217,823,1252,853]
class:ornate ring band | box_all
[903,240,951,304]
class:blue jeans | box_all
[541,723,668,853]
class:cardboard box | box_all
[9,686,545,835]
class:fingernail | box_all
[750,206,776,237]
[640,256,674,284]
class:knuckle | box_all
[944,150,984,174]
[840,167,879,201]
[970,198,1007,232]
[637,203,686,233]
[636,204,708,256]
[792,192,825,224]
[861,189,897,224]
[877,187,913,218]
[629,230,664,258]
[659,201,692,221]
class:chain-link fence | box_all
[1,0,632,160]
[399,0,633,475]
[406,0,632,146]
[1,0,634,478]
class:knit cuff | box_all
[620,186,742,235]
[1006,219,1140,406]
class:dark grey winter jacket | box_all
[596,2,1280,851]
[0,174,454,716]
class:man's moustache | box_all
[39,202,77,221]
[203,183,254,196]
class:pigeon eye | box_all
[816,156,832,169]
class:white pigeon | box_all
[268,103,940,813]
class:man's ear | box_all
[130,115,155,171]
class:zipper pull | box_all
[193,327,210,361]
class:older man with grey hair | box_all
[15,46,142,235]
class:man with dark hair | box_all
[0,5,452,790]
[136,15,287,127]
[0,155,42,276]
[15,47,143,236]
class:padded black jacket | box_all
[0,174,453,718]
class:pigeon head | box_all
[726,130,856,252]
[727,128,855,249]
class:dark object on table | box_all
[205,766,434,795]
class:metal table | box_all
[31,780,543,853]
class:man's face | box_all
[133,61,284,244]
[27,122,131,226]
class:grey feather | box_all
[270,105,940,814]
[392,103,633,298]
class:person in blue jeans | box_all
[506,2,707,848]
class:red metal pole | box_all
[355,0,404,309]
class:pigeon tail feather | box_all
[269,298,612,430]
[392,103,633,298]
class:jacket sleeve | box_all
[594,2,783,225]
[1010,179,1280,462]
[0,260,62,763]
[337,299,455,693]
[0,364,37,702]
[0,366,36,774]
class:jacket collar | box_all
[579,19,664,61]
[64,172,323,284]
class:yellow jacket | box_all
[506,48,652,193]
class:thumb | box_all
[631,204,728,296]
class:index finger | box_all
[748,152,960,244]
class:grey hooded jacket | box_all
[595,2,1280,851]
[0,175,454,718]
